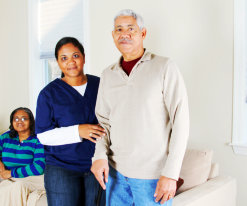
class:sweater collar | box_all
[113,49,152,71]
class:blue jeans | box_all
[44,165,105,206]
[106,166,173,206]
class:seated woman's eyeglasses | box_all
[14,117,29,122]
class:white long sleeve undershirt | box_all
[37,83,87,146]
[37,125,81,146]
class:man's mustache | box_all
[118,38,132,43]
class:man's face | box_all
[112,16,146,59]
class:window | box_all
[28,0,89,112]
[232,0,247,154]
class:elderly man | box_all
[91,9,189,206]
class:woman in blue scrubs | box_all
[35,37,105,206]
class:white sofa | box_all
[36,149,237,206]
[173,149,237,206]
[173,176,236,206]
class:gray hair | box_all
[114,9,145,30]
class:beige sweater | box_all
[93,51,189,180]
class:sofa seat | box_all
[173,176,236,206]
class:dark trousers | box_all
[44,165,105,206]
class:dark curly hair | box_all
[9,107,35,138]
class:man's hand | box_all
[0,170,11,179]
[0,161,5,172]
[91,159,109,190]
[154,176,177,204]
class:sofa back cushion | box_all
[177,149,213,193]
[208,162,219,180]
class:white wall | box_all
[89,0,246,205]
[0,0,29,132]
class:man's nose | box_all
[120,30,131,38]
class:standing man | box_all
[91,9,189,206]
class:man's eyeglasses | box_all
[13,117,29,122]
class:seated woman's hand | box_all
[0,170,11,179]
[0,161,5,172]
[78,124,106,143]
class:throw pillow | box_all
[176,178,184,191]
[176,149,213,194]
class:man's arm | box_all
[91,71,111,189]
[155,60,190,203]
[162,60,189,179]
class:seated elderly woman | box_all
[0,107,45,206]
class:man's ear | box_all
[141,28,147,39]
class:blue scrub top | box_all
[35,74,100,172]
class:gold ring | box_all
[89,133,92,137]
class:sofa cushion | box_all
[208,162,219,180]
[177,149,213,193]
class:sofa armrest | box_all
[173,176,236,206]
